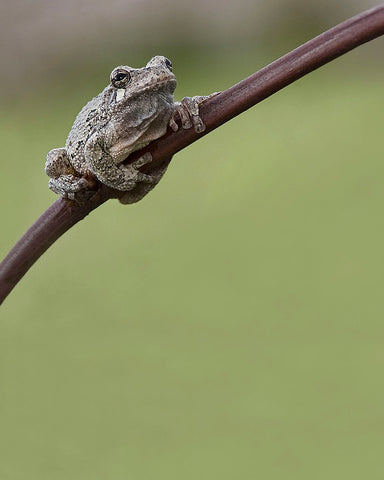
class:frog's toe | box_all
[130,152,153,169]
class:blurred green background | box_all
[1,1,384,479]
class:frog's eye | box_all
[164,58,173,71]
[111,69,131,88]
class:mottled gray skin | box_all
[45,55,212,204]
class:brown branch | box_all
[1,4,384,305]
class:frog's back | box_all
[67,91,106,146]
[65,89,108,172]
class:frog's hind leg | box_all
[45,148,90,200]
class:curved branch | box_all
[1,4,384,305]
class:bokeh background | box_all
[1,0,384,478]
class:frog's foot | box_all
[169,93,220,134]
[48,175,91,201]
[46,147,93,202]
[127,152,165,185]
[119,154,171,204]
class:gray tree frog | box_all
[45,55,214,204]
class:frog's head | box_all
[109,56,176,105]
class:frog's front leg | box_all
[45,148,90,200]
[85,134,162,192]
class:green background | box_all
[1,45,384,478]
